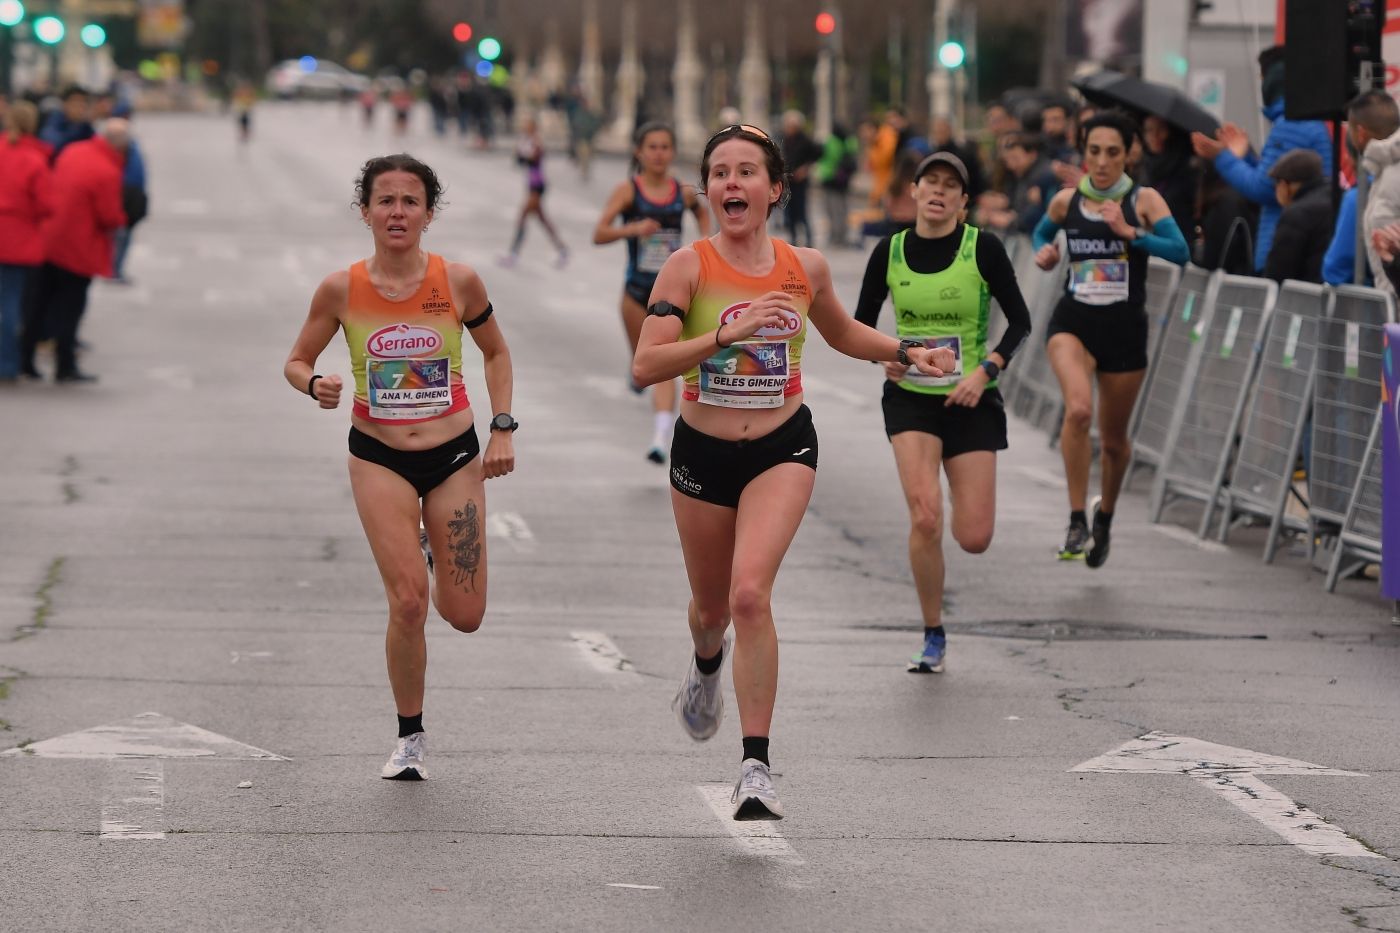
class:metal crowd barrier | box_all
[1126,265,1218,485]
[1126,259,1185,442]
[1149,274,1278,534]
[1326,410,1385,592]
[1005,238,1067,433]
[990,234,1034,400]
[1216,280,1328,562]
[1308,286,1396,573]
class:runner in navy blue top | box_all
[594,123,710,462]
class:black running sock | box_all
[695,645,724,676]
[924,625,946,640]
[1094,508,1114,528]
[742,736,770,766]
[397,713,423,738]
[1070,510,1088,527]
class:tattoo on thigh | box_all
[447,501,482,592]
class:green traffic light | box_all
[33,14,63,45]
[80,23,105,48]
[478,37,501,62]
[0,0,24,29]
[938,40,966,69]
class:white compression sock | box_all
[652,411,675,448]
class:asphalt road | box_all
[2,102,1398,933]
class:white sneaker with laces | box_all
[731,757,784,820]
[380,731,427,781]
[672,636,728,741]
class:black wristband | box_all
[307,374,322,399]
[715,324,732,349]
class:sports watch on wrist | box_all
[489,412,519,432]
[979,359,1001,379]
[896,338,922,367]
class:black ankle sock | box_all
[1094,508,1114,528]
[695,645,724,676]
[1070,510,1088,527]
[397,713,423,738]
[742,736,770,766]
[924,625,946,640]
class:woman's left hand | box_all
[482,432,515,480]
[910,345,956,377]
[944,367,988,408]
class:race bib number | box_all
[698,342,789,408]
[367,357,452,420]
[637,230,681,274]
[1069,258,1130,305]
[901,336,963,389]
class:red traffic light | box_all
[452,22,473,43]
[814,12,836,35]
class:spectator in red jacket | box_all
[0,101,53,382]
[20,118,127,383]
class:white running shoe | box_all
[380,732,427,780]
[731,758,784,820]
[672,636,728,741]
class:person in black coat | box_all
[1264,149,1333,283]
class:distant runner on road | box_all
[633,124,955,821]
[593,122,711,463]
[284,154,517,782]
[1033,112,1188,566]
[500,115,568,269]
[853,152,1032,674]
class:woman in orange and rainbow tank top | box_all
[284,154,517,783]
[632,124,955,820]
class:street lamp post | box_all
[0,0,23,96]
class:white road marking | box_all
[1016,466,1067,489]
[696,785,805,867]
[487,511,536,553]
[101,759,165,840]
[570,631,639,678]
[605,883,661,891]
[1072,731,1378,859]
[1152,525,1230,553]
[229,651,274,664]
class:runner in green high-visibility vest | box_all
[854,152,1033,673]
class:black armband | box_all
[464,303,494,329]
[647,300,686,319]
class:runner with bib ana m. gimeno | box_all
[1032,112,1189,567]
[284,154,518,782]
[632,124,955,821]
[853,151,1032,675]
[593,122,711,463]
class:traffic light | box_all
[814,12,835,35]
[33,14,62,44]
[938,40,966,69]
[0,0,23,28]
[477,37,501,62]
[452,21,472,43]
[79,23,105,48]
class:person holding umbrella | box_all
[1031,112,1190,566]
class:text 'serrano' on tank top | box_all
[343,253,470,424]
[682,238,811,409]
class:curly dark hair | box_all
[698,124,791,214]
[1077,111,1139,154]
[354,153,445,211]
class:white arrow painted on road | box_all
[2,711,288,840]
[1072,731,1379,859]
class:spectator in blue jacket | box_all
[1323,188,1370,286]
[38,86,93,163]
[1190,46,1333,273]
[109,101,147,283]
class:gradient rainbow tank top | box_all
[343,253,470,424]
[682,238,810,409]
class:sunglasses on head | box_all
[710,124,773,144]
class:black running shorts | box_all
[348,424,481,498]
[1045,295,1149,373]
[881,382,1008,458]
[669,405,819,508]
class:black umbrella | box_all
[1071,70,1221,137]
